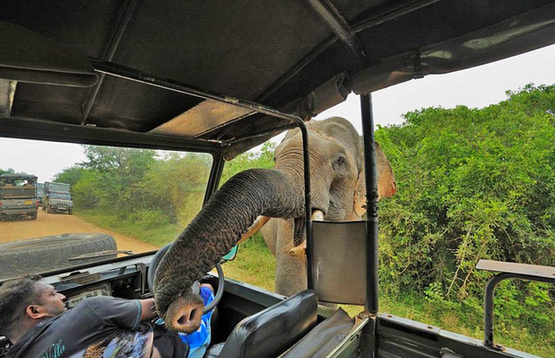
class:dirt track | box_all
[0,209,158,254]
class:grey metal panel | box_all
[151,99,254,138]
[376,314,543,358]
[476,259,555,280]
[312,221,366,305]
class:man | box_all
[0,275,189,357]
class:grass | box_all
[76,210,553,357]
[77,209,182,247]
[220,234,276,291]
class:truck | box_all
[36,182,44,206]
[42,181,74,214]
[0,174,38,220]
[1,2,554,358]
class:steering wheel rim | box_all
[147,243,224,314]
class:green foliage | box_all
[53,142,276,247]
[78,208,182,248]
[0,168,15,175]
[54,146,213,244]
[71,169,102,208]
[139,152,211,226]
[220,141,275,184]
[53,166,86,186]
[81,146,158,212]
[376,84,555,344]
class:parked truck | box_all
[36,182,44,206]
[42,181,74,214]
[0,174,38,220]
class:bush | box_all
[376,84,555,338]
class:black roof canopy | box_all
[1,0,554,157]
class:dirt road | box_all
[0,209,158,253]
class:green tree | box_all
[140,152,212,226]
[376,84,555,337]
[53,166,86,187]
[221,141,275,184]
[81,146,157,211]
[0,168,15,175]
[71,169,103,209]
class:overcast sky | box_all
[2,44,555,182]
[317,43,555,130]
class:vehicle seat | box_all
[204,289,318,358]
[279,308,354,358]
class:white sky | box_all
[317,43,555,130]
[1,44,555,182]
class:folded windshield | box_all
[49,193,71,200]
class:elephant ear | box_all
[354,141,396,217]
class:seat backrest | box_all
[279,308,354,358]
[215,289,318,358]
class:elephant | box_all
[153,116,396,333]
[260,117,396,296]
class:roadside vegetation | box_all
[375,84,555,356]
[46,84,554,357]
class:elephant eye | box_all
[336,156,346,165]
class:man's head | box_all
[0,275,66,342]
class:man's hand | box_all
[139,298,158,321]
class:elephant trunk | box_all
[153,168,302,332]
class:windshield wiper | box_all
[69,250,133,260]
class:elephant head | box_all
[153,116,395,332]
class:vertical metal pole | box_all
[361,93,379,314]
[482,272,555,348]
[483,273,506,347]
[298,122,314,290]
[203,153,225,204]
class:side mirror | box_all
[222,245,238,261]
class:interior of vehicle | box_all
[1,1,555,357]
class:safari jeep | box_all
[1,1,554,358]
[0,174,38,220]
[42,181,74,215]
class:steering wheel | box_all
[147,243,224,314]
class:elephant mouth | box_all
[289,209,325,257]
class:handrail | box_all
[476,259,555,348]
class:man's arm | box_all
[139,298,158,321]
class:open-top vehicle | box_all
[1,1,555,357]
[0,173,38,220]
[42,181,74,214]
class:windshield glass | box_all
[0,139,213,277]
[49,193,71,200]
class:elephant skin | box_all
[153,117,395,332]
